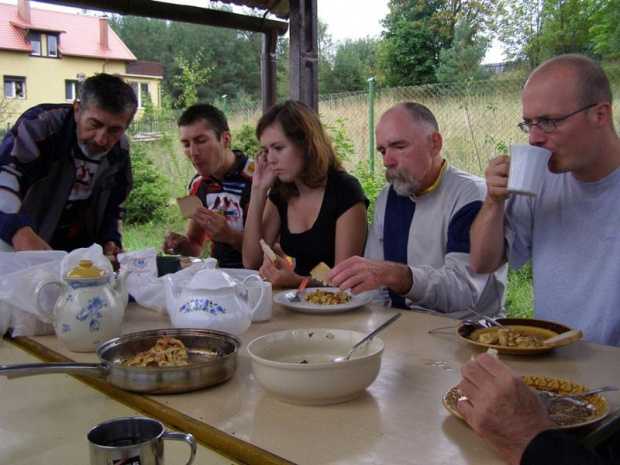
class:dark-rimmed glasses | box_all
[517,103,597,134]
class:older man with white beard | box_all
[328,103,506,319]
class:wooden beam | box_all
[288,0,318,111]
[38,0,289,35]
[261,30,278,113]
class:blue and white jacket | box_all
[0,104,132,249]
[365,162,507,319]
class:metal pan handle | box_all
[0,362,108,379]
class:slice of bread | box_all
[542,329,583,348]
[310,262,332,286]
[176,195,202,219]
[259,239,278,264]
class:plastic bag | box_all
[122,256,205,313]
[0,244,113,337]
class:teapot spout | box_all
[114,268,130,307]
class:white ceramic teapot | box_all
[35,260,129,352]
[163,258,264,336]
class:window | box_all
[48,35,58,57]
[28,32,59,58]
[29,33,41,56]
[65,80,79,101]
[4,76,26,99]
[131,82,150,109]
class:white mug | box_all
[87,417,196,465]
[247,280,273,322]
[508,144,552,197]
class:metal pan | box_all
[0,328,241,394]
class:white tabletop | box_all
[6,302,620,465]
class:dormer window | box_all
[29,33,41,56]
[48,35,58,57]
[28,32,60,58]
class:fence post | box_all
[222,94,228,115]
[368,77,376,174]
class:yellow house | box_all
[0,0,162,129]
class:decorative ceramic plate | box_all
[274,287,372,314]
[442,376,611,430]
[457,318,574,355]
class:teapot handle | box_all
[34,280,64,323]
[241,275,265,317]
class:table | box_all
[0,338,239,465]
[4,301,620,464]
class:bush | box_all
[125,143,172,224]
[232,123,261,156]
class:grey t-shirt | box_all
[505,166,620,346]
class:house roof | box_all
[0,2,135,60]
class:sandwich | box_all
[310,262,333,286]
[259,239,278,265]
[176,195,202,219]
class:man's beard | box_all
[77,139,111,158]
[385,168,421,197]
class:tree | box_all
[379,0,495,86]
[495,0,600,69]
[109,10,264,107]
[435,23,490,82]
[537,0,594,57]
[321,38,380,93]
[174,49,213,109]
[379,0,451,86]
[590,0,620,59]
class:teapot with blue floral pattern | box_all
[35,260,129,352]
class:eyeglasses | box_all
[517,103,597,134]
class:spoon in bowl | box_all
[333,313,402,362]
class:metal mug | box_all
[87,417,196,465]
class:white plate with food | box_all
[274,287,372,314]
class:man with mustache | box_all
[329,102,506,318]
[0,73,137,255]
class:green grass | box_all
[123,206,189,253]
[505,263,534,318]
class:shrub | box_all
[232,123,261,156]
[325,118,386,222]
[125,143,172,224]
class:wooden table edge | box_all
[8,335,296,465]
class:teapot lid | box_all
[187,258,238,290]
[66,260,108,278]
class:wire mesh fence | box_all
[1,65,603,181]
[168,64,620,178]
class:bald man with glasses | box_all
[470,53,620,347]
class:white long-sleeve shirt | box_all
[365,164,507,319]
